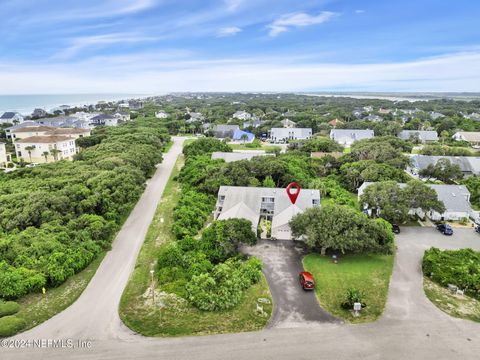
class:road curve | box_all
[9,136,186,341]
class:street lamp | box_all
[150,269,155,305]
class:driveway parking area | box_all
[242,240,340,328]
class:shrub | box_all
[423,247,480,300]
[341,288,367,309]
[0,301,20,317]
[0,316,26,337]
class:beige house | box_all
[452,131,480,145]
[11,126,55,142]
[15,136,77,163]
[0,142,11,168]
[46,128,91,140]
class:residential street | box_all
[5,223,480,359]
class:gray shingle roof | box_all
[410,155,480,175]
[398,130,438,142]
[211,151,272,162]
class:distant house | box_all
[364,114,383,122]
[15,135,77,163]
[90,114,119,127]
[114,111,130,122]
[270,128,312,143]
[232,111,252,120]
[214,186,320,240]
[4,121,40,139]
[452,131,480,145]
[330,129,374,147]
[363,106,373,112]
[186,112,205,123]
[358,182,473,221]
[0,112,24,124]
[281,119,297,128]
[155,111,169,119]
[0,142,11,168]
[465,113,480,121]
[231,129,255,143]
[31,108,48,118]
[398,130,438,143]
[11,126,56,142]
[211,151,272,162]
[352,109,363,118]
[243,117,263,129]
[430,112,445,120]
[408,155,480,177]
[128,100,144,110]
[378,108,392,115]
[328,118,343,128]
[37,116,82,128]
[213,124,240,138]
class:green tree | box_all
[289,205,394,255]
[403,180,446,214]
[419,158,464,183]
[49,148,61,161]
[25,146,35,162]
[262,175,276,187]
[42,151,49,162]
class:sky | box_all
[0,0,479,94]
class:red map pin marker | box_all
[286,182,301,204]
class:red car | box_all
[299,271,315,290]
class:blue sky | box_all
[0,0,479,94]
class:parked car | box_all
[299,271,315,290]
[436,223,453,235]
[475,225,480,234]
[391,224,400,234]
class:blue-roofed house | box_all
[232,129,255,143]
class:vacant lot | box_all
[303,253,394,323]
[120,155,272,336]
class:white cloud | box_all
[54,33,158,59]
[268,11,337,37]
[217,26,242,37]
[355,10,365,14]
[1,52,480,94]
[224,0,242,11]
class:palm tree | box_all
[25,146,35,162]
[240,134,249,145]
[50,149,61,161]
[42,151,49,163]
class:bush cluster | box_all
[423,247,480,300]
[0,119,170,299]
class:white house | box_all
[232,111,252,120]
[409,154,480,177]
[15,135,77,163]
[155,111,169,119]
[90,114,119,126]
[358,182,473,221]
[452,131,480,145]
[114,111,130,122]
[398,130,439,143]
[0,142,11,168]
[281,119,297,128]
[270,128,312,143]
[330,129,374,146]
[214,186,320,240]
[0,112,24,124]
[4,121,40,139]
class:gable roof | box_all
[211,151,271,162]
[398,130,439,141]
[454,132,480,142]
[13,126,56,133]
[16,135,73,144]
[410,155,480,174]
[1,112,19,119]
[330,129,374,141]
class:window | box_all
[261,197,275,203]
[312,199,320,206]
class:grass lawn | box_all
[424,277,480,323]
[119,155,272,337]
[14,252,106,333]
[303,253,394,323]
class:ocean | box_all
[0,94,151,115]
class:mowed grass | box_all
[303,253,394,323]
[424,277,480,323]
[119,154,272,336]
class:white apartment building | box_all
[16,136,77,163]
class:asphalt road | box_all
[243,240,340,328]
[5,177,480,359]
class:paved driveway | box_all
[242,240,340,328]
